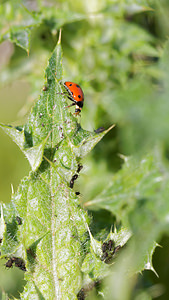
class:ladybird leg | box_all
[73,111,81,116]
[57,93,77,104]
[65,103,76,109]
[65,95,77,103]
[56,92,73,98]
[56,92,67,96]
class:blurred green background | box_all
[1,0,169,299]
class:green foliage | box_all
[0,39,115,299]
[0,0,42,52]
[1,0,169,299]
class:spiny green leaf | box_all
[85,150,169,297]
[0,38,114,299]
[0,1,42,52]
[125,4,154,14]
[105,238,159,300]
[0,125,48,171]
[81,252,110,281]
[0,2,86,52]
[103,0,153,15]
[143,242,158,276]
[42,9,86,29]
[85,153,166,221]
[108,227,131,247]
[81,226,131,283]
[9,27,31,52]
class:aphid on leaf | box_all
[69,174,78,188]
[94,127,105,134]
[16,216,22,225]
[77,163,83,173]
[5,258,14,269]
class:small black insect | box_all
[16,216,22,225]
[77,281,100,300]
[77,164,83,173]
[69,174,78,188]
[94,127,105,134]
[77,288,85,300]
[108,239,114,251]
[101,252,108,261]
[5,257,26,271]
[13,257,26,271]
[102,242,109,253]
[75,192,80,196]
[102,240,114,253]
[113,245,121,255]
[5,258,14,268]
[101,240,120,264]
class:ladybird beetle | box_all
[61,81,84,115]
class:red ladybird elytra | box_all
[60,81,84,115]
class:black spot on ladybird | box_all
[76,84,80,88]
[78,95,81,98]
[69,84,72,86]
